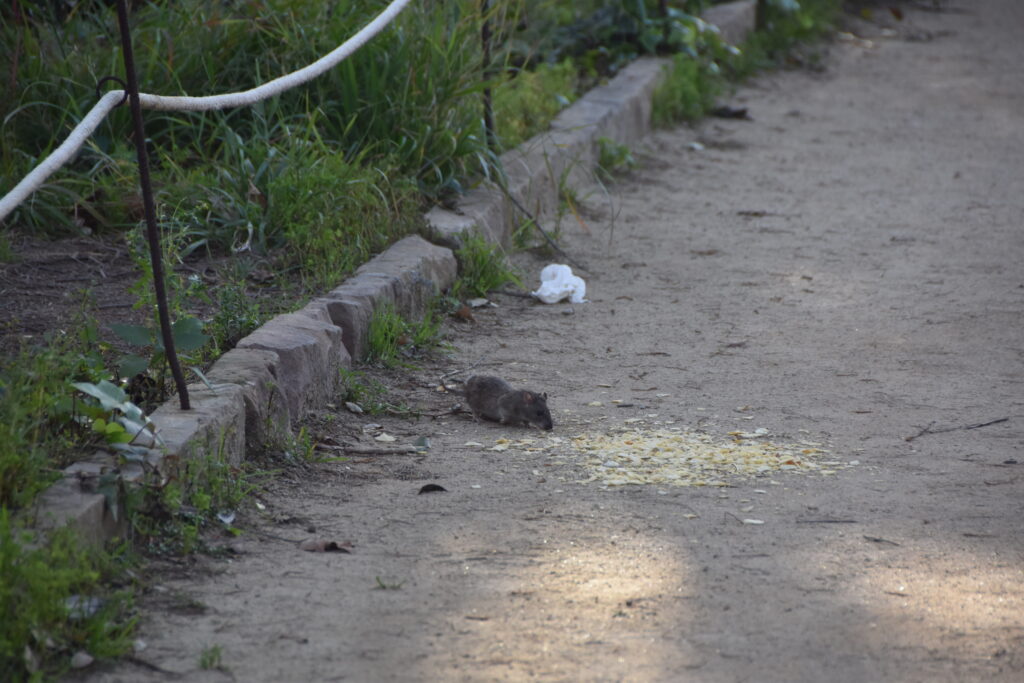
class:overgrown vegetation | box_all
[0,513,136,680]
[0,326,113,509]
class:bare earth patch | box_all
[77,1,1023,681]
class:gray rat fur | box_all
[464,375,553,430]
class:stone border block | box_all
[205,348,290,451]
[33,477,123,547]
[236,302,348,419]
[425,58,668,247]
[318,234,456,360]
[149,383,246,467]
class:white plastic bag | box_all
[532,264,587,304]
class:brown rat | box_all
[463,375,553,430]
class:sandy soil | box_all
[86,2,1023,681]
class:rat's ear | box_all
[542,393,548,400]
[522,391,535,403]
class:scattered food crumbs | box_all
[470,485,482,489]
[742,519,765,525]
[464,441,484,448]
[683,513,699,519]
[588,401,604,407]
[374,433,396,442]
[572,428,851,488]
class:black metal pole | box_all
[114,0,190,410]
[481,0,495,150]
[659,0,670,50]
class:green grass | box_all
[452,232,521,298]
[0,328,114,509]
[365,301,444,368]
[652,53,722,126]
[493,59,578,149]
[729,0,842,79]
[596,136,638,180]
[199,644,224,670]
[338,369,397,416]
[0,512,136,680]
[1,0,493,238]
[131,450,260,556]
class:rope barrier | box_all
[0,0,413,224]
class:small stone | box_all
[70,651,94,669]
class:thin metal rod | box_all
[114,0,190,410]
[659,0,670,49]
[481,0,495,150]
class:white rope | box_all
[0,0,412,224]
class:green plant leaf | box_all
[110,324,153,348]
[118,354,149,379]
[171,317,211,353]
[188,365,215,391]
[72,380,128,412]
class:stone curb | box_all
[30,1,756,543]
[424,57,668,249]
[423,0,756,249]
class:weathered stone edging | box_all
[31,1,756,543]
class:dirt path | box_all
[90,2,1023,681]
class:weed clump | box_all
[452,232,521,299]
[0,512,136,679]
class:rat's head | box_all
[522,391,553,430]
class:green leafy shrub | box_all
[268,153,422,290]
[652,54,720,125]
[493,59,577,149]
[0,330,111,509]
[0,512,135,680]
[596,136,637,180]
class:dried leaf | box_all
[452,304,475,322]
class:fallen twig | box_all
[498,182,590,273]
[863,535,901,546]
[317,444,420,456]
[126,655,180,676]
[905,417,1009,442]
[496,288,536,299]
[796,519,858,524]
